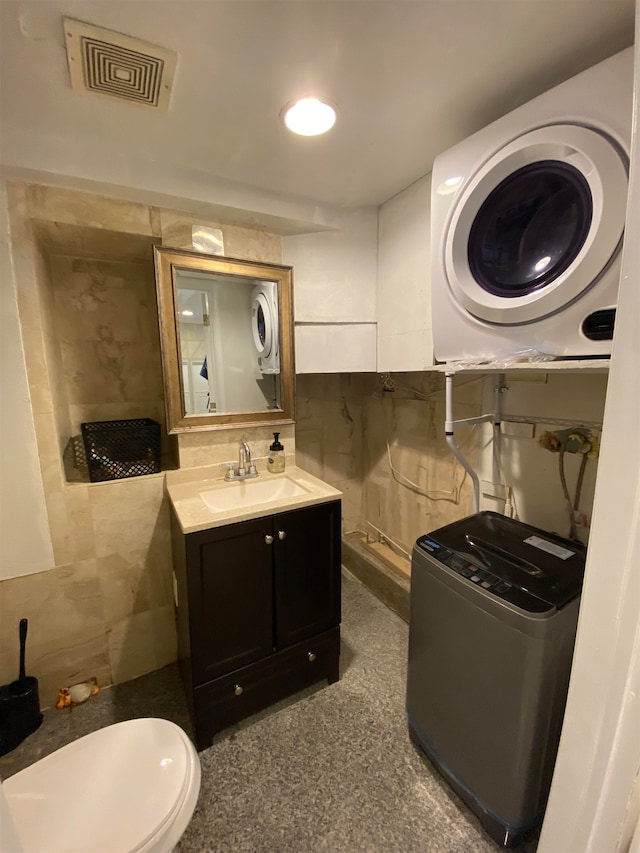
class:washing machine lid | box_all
[444,124,628,325]
[418,511,585,609]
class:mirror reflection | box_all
[154,248,294,433]
[176,270,281,415]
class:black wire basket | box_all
[81,418,161,483]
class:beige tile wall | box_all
[176,423,296,471]
[0,559,111,705]
[295,371,481,563]
[50,255,166,438]
[2,182,287,706]
[158,211,282,263]
[361,372,482,557]
[4,181,478,709]
[295,374,365,534]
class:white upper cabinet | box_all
[377,174,434,371]
[283,179,436,375]
[283,208,378,373]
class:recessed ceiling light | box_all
[181,310,194,317]
[281,97,337,137]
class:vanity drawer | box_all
[193,627,340,750]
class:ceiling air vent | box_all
[64,18,177,112]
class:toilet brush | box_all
[0,618,43,755]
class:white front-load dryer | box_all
[251,282,280,373]
[431,47,633,363]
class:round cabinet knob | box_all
[234,684,243,696]
[278,530,287,541]
[265,535,274,545]
[307,652,316,662]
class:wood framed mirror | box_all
[154,247,295,433]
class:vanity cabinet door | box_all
[186,517,274,685]
[273,500,341,650]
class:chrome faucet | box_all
[238,440,251,476]
[225,440,258,481]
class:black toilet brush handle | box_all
[19,618,28,681]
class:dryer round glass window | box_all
[255,303,267,347]
[251,292,273,357]
[468,161,593,297]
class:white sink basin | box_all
[200,476,311,512]
[167,465,343,533]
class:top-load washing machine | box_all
[251,282,280,374]
[431,48,633,362]
[406,512,586,848]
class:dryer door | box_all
[444,125,628,325]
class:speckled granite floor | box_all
[1,573,537,852]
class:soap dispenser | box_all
[268,432,286,473]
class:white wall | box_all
[283,207,378,323]
[538,9,640,850]
[0,182,54,579]
[477,372,608,542]
[377,173,434,371]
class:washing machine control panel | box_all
[416,536,551,613]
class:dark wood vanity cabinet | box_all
[171,500,341,750]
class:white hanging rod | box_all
[499,414,603,430]
[450,413,603,430]
[448,414,495,427]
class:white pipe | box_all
[363,520,411,560]
[445,371,455,431]
[445,372,480,512]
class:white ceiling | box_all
[0,0,635,211]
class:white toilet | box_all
[0,718,201,853]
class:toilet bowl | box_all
[1,718,201,853]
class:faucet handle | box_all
[224,464,236,481]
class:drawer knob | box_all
[308,652,316,662]
[278,530,287,541]
[265,535,274,545]
[234,684,243,696]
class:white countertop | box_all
[167,466,342,533]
